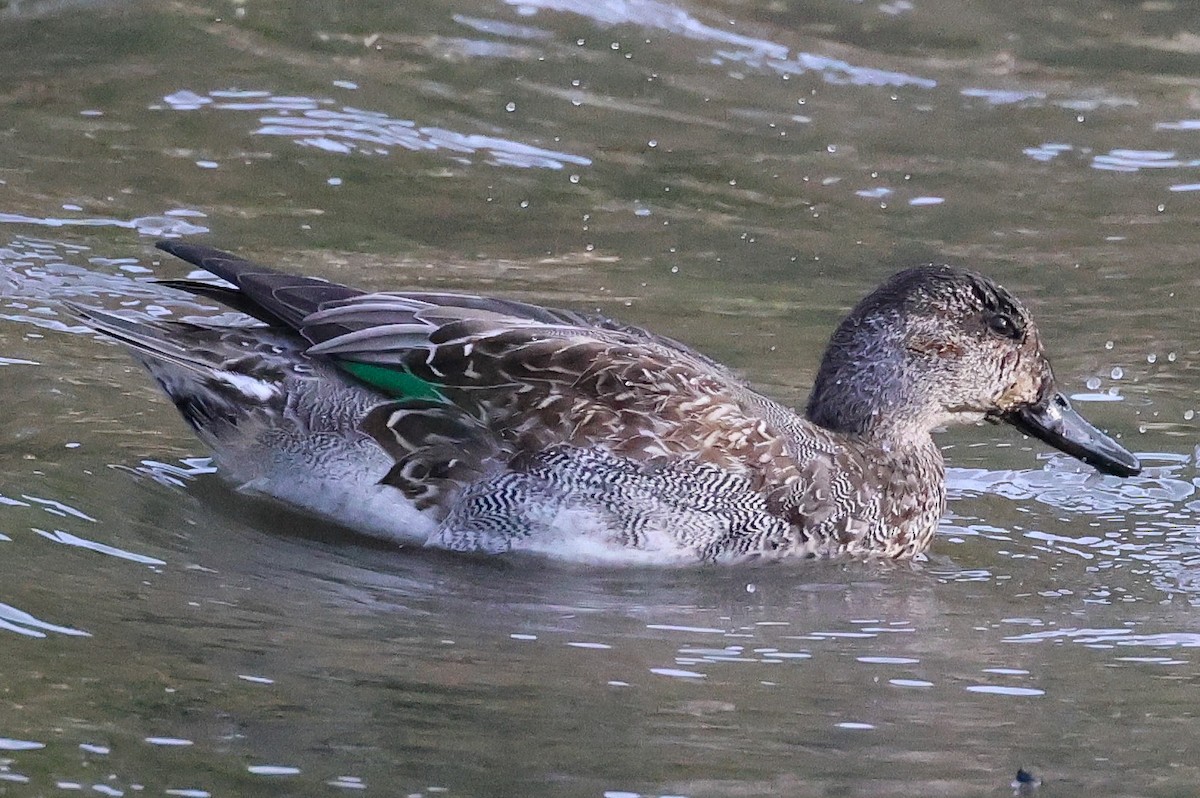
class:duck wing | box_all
[301,292,816,486]
[155,240,362,330]
[155,240,736,376]
[155,241,822,512]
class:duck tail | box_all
[66,303,285,436]
[154,240,362,331]
[66,303,204,374]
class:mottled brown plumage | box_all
[66,241,1141,564]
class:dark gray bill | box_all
[1007,391,1141,477]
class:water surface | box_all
[1,0,1199,795]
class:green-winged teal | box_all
[70,241,1141,563]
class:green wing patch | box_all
[339,361,446,402]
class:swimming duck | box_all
[70,241,1140,563]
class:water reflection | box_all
[960,87,1046,106]
[33,528,166,565]
[1021,143,1200,174]
[0,211,208,237]
[159,89,593,169]
[0,601,90,638]
[0,236,223,323]
[453,13,555,41]
[1005,627,1200,648]
[948,460,1195,516]
[1,0,1200,792]
[505,0,936,88]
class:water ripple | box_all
[1020,142,1200,173]
[111,458,218,488]
[158,89,591,170]
[945,459,1200,599]
[506,0,936,89]
[1092,149,1200,172]
[947,463,1194,517]
[33,528,166,566]
[453,13,554,40]
[0,601,90,639]
[1004,628,1200,648]
[0,210,207,237]
[961,87,1047,106]
[0,238,233,320]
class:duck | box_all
[69,241,1141,564]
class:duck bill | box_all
[1006,392,1141,477]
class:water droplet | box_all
[1110,367,1124,380]
[746,583,757,593]
[610,41,620,50]
[1168,352,1177,362]
[670,265,679,274]
[1086,377,1101,390]
[505,102,516,112]
[826,144,837,153]
[648,139,658,148]
[1157,203,1166,213]
[1185,409,1195,421]
[519,200,529,208]
[1147,353,1157,364]
[1104,340,1114,350]
[569,174,580,184]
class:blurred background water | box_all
[1,0,1199,795]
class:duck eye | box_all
[986,313,1020,340]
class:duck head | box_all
[805,265,1140,478]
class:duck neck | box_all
[805,364,931,444]
[804,313,944,445]
[872,433,947,557]
[802,352,945,463]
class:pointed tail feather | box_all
[65,303,214,377]
[67,302,291,435]
[155,240,363,331]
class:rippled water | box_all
[2,0,1199,795]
